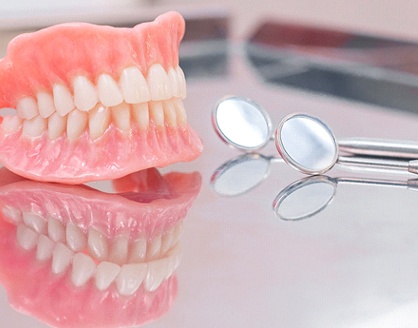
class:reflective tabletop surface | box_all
[2,15,418,328]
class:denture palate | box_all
[8,206,184,295]
[11,63,187,141]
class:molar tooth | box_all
[176,66,187,98]
[108,235,129,265]
[111,103,131,132]
[2,205,22,224]
[48,112,67,140]
[36,235,55,261]
[17,96,39,120]
[23,212,47,234]
[73,75,98,111]
[37,92,55,118]
[97,74,123,106]
[1,116,22,135]
[173,99,187,126]
[53,83,74,116]
[144,258,169,291]
[16,224,38,251]
[48,218,66,243]
[52,242,74,274]
[95,261,120,291]
[67,109,88,141]
[66,222,87,252]
[71,253,96,287]
[88,228,109,261]
[146,235,162,260]
[163,101,177,127]
[89,104,110,140]
[128,238,147,263]
[149,102,164,127]
[147,64,171,101]
[119,66,151,104]
[22,116,47,138]
[132,103,149,130]
[116,263,147,296]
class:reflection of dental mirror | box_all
[211,153,281,196]
[273,175,418,221]
[212,96,272,151]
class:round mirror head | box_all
[212,96,272,151]
[275,113,338,175]
[211,154,271,196]
[273,175,336,221]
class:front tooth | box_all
[147,64,171,101]
[97,74,123,106]
[111,103,130,132]
[173,99,187,126]
[2,205,22,223]
[66,222,87,252]
[132,103,149,130]
[37,92,55,118]
[16,224,38,251]
[22,116,47,137]
[144,258,169,292]
[52,243,74,274]
[167,67,181,98]
[53,83,74,116]
[176,66,187,98]
[71,253,96,287]
[23,212,47,234]
[48,218,66,243]
[73,75,98,111]
[128,238,147,263]
[36,234,55,261]
[149,102,164,127]
[163,101,177,127]
[116,263,147,296]
[1,116,22,135]
[95,261,120,290]
[146,235,162,260]
[48,112,67,140]
[89,104,110,140]
[16,96,39,120]
[88,228,109,261]
[119,66,151,104]
[67,109,88,141]
[108,235,129,265]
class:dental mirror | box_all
[212,96,272,151]
[210,153,275,196]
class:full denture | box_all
[0,11,202,183]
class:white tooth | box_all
[53,83,74,116]
[88,228,109,261]
[71,253,96,287]
[66,222,87,252]
[146,234,162,260]
[173,221,183,245]
[111,103,130,132]
[23,212,47,234]
[119,66,151,104]
[67,109,88,141]
[167,244,181,274]
[144,258,169,292]
[16,96,39,120]
[108,235,129,265]
[147,64,171,101]
[173,99,187,126]
[176,66,187,98]
[16,224,38,251]
[2,205,22,223]
[97,74,123,106]
[116,263,147,296]
[167,67,181,98]
[37,92,55,118]
[36,234,55,261]
[48,112,66,140]
[163,101,177,127]
[132,103,149,130]
[48,218,66,243]
[95,261,120,291]
[52,242,74,274]
[128,238,147,263]
[89,104,110,140]
[149,102,164,127]
[161,227,175,254]
[73,75,98,111]
[22,116,47,138]
[1,115,22,135]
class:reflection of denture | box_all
[0,168,201,327]
[0,11,203,184]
